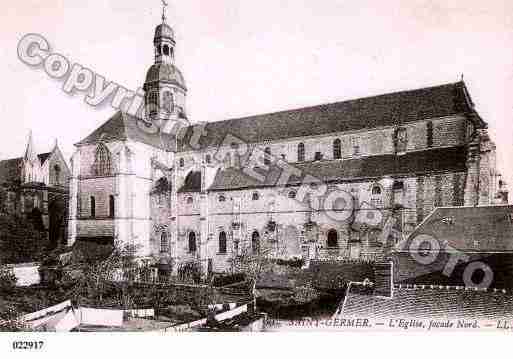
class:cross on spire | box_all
[161,0,168,23]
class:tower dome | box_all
[154,23,174,42]
[144,63,186,91]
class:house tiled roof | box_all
[208,146,467,191]
[396,205,513,252]
[0,151,55,184]
[337,282,513,320]
[77,112,177,151]
[179,81,482,151]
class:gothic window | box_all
[264,147,272,166]
[327,229,338,248]
[252,231,260,254]
[297,143,305,162]
[219,231,227,254]
[54,165,61,185]
[252,192,260,201]
[163,44,170,56]
[395,127,408,153]
[90,196,96,218]
[93,143,112,176]
[160,232,169,253]
[333,139,342,159]
[179,158,185,168]
[162,91,174,113]
[188,232,197,253]
[427,121,434,148]
[109,195,115,218]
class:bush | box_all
[275,258,305,268]
[0,266,16,293]
[212,273,246,287]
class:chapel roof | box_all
[77,111,177,151]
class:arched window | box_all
[288,190,297,199]
[93,143,112,176]
[297,143,305,162]
[205,154,211,164]
[162,91,174,113]
[252,192,259,201]
[157,45,162,56]
[333,139,342,159]
[109,195,115,218]
[371,185,383,207]
[163,44,170,56]
[264,147,272,166]
[252,231,260,254]
[218,194,226,202]
[395,127,408,153]
[327,229,338,248]
[90,196,96,218]
[188,232,197,253]
[351,137,360,156]
[160,232,169,253]
[148,91,158,116]
[186,196,193,204]
[54,165,61,185]
[427,121,434,148]
[179,158,185,168]
[219,231,227,254]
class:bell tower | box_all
[143,1,188,124]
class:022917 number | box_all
[12,341,44,350]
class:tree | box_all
[228,237,287,306]
[62,241,140,307]
[0,188,50,264]
[0,265,26,332]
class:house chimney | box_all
[373,261,394,298]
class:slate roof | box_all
[178,81,483,151]
[336,282,513,320]
[396,205,513,252]
[208,146,467,191]
[178,171,202,193]
[77,111,177,151]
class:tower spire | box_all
[161,0,168,23]
[24,130,37,163]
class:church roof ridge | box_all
[178,81,482,151]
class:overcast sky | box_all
[1,0,512,187]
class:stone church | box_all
[68,15,508,276]
[0,132,70,248]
